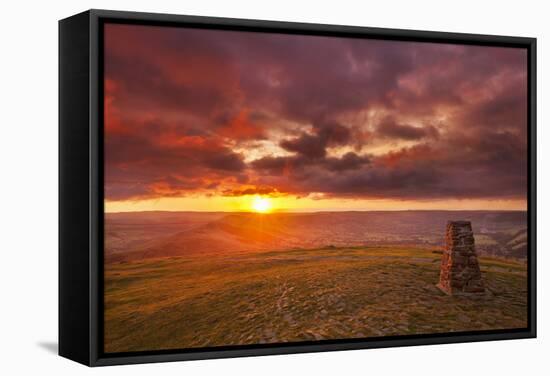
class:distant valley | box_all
[105,210,528,263]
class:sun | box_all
[251,196,272,213]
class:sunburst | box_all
[251,196,272,213]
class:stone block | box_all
[437,221,485,295]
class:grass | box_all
[104,246,527,353]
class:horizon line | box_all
[105,208,528,214]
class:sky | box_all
[103,23,528,213]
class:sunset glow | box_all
[103,24,528,213]
[251,196,272,213]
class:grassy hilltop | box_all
[104,246,527,353]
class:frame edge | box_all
[59,10,93,367]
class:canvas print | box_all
[103,23,529,353]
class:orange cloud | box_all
[219,109,265,141]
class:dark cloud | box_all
[377,117,439,140]
[250,155,291,176]
[280,133,327,159]
[280,122,353,159]
[203,151,246,172]
[104,23,528,203]
[104,123,248,200]
[251,150,371,178]
[221,186,280,197]
[325,153,372,172]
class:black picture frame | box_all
[59,9,537,367]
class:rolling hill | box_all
[105,211,528,262]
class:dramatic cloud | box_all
[104,23,528,204]
[376,117,439,140]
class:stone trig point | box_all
[437,221,485,295]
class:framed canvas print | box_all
[59,9,536,366]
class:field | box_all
[104,244,527,353]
